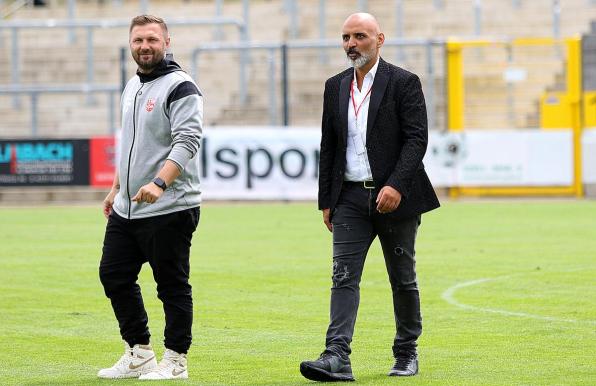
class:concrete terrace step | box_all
[1,0,595,136]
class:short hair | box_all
[129,15,168,37]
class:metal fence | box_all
[284,0,568,43]
[0,16,248,137]
[0,17,247,106]
[0,0,592,137]
[0,83,120,136]
[191,38,444,130]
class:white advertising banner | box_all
[201,127,320,200]
[200,127,580,200]
[582,128,596,184]
[425,129,574,187]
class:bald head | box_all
[341,13,384,71]
[343,13,381,35]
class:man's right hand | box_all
[102,188,118,219]
[322,208,333,232]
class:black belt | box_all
[343,180,376,189]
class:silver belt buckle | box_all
[363,180,375,189]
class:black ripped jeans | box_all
[325,183,421,358]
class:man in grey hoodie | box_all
[97,15,202,381]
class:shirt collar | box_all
[353,56,380,84]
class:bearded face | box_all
[345,46,375,69]
[129,23,169,73]
[341,15,384,71]
[132,44,165,72]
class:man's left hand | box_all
[376,186,402,214]
[132,182,163,204]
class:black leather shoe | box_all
[388,351,418,376]
[300,352,355,382]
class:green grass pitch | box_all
[0,201,594,385]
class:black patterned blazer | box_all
[318,57,440,220]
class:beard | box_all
[346,47,374,69]
[132,49,165,73]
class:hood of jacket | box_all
[136,57,182,83]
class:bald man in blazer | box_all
[300,13,440,382]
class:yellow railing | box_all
[446,37,584,198]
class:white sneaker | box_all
[97,342,157,379]
[139,349,188,380]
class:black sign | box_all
[0,139,90,186]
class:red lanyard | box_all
[350,79,373,119]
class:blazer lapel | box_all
[366,58,389,143]
[339,74,352,144]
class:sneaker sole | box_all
[139,375,189,380]
[300,363,355,382]
[97,372,143,379]
[388,369,419,377]
[138,370,188,380]
[97,364,157,379]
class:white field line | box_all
[441,275,596,326]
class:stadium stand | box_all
[1,0,596,137]
[584,21,596,90]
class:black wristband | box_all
[152,177,167,191]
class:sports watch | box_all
[152,177,167,191]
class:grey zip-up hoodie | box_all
[113,59,203,219]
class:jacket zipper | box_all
[126,83,144,219]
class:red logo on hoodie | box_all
[146,98,156,112]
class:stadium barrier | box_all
[2,127,595,200]
[0,17,247,109]
[192,38,443,127]
[0,84,120,136]
[446,37,585,197]
[0,137,114,187]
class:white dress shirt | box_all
[344,57,379,182]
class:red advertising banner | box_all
[89,136,116,187]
